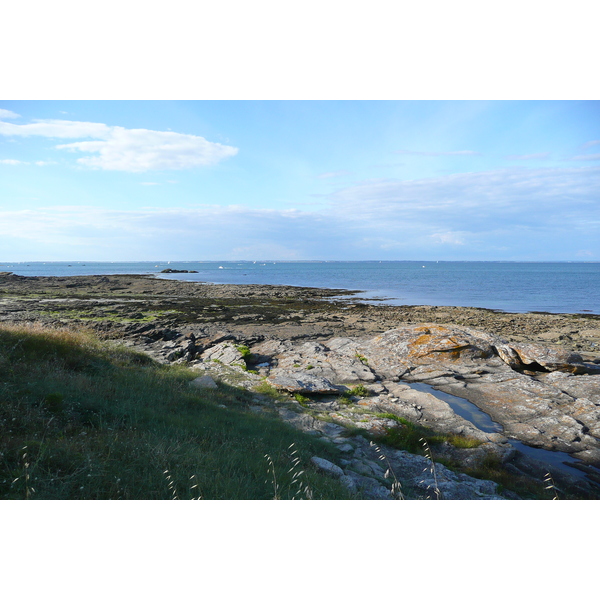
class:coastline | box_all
[2,272,600,499]
[4,259,599,316]
[1,272,599,360]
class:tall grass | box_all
[0,323,352,500]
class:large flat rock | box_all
[267,372,341,394]
[254,323,600,467]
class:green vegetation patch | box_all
[0,323,351,500]
[235,345,252,360]
[293,393,313,407]
[372,413,481,454]
[36,307,180,324]
[355,352,368,365]
[339,384,370,405]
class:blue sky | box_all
[1,100,599,261]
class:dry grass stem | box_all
[163,469,179,500]
[419,438,442,500]
[369,441,405,500]
[543,472,559,500]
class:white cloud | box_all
[582,140,600,149]
[0,118,238,172]
[321,166,600,259]
[328,166,600,224]
[0,118,111,138]
[0,158,27,165]
[0,109,20,119]
[0,166,598,261]
[430,231,466,245]
[0,205,347,261]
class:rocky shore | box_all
[2,271,600,499]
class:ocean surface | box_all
[1,260,599,315]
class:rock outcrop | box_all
[247,323,600,474]
[130,318,600,495]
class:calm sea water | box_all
[1,260,599,315]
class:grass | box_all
[0,323,352,500]
[355,352,368,365]
[369,414,558,498]
[2,322,586,501]
[293,393,312,407]
[339,384,370,405]
[372,412,483,454]
[252,380,284,400]
[235,345,252,360]
[372,412,585,499]
[436,454,551,499]
[373,414,441,453]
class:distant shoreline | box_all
[2,269,600,318]
[0,272,599,362]
[2,260,599,316]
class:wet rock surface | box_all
[2,272,600,499]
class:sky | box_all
[1,100,599,262]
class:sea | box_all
[1,260,599,315]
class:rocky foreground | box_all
[2,272,600,499]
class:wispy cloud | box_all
[430,231,466,245]
[328,166,600,214]
[570,153,600,161]
[325,166,600,252]
[1,165,599,261]
[582,140,600,149]
[0,119,111,138]
[0,205,339,261]
[393,150,482,157]
[0,118,238,172]
[0,166,597,261]
[0,159,26,165]
[0,109,20,120]
[505,153,551,160]
[1,159,57,166]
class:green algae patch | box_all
[36,307,182,324]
